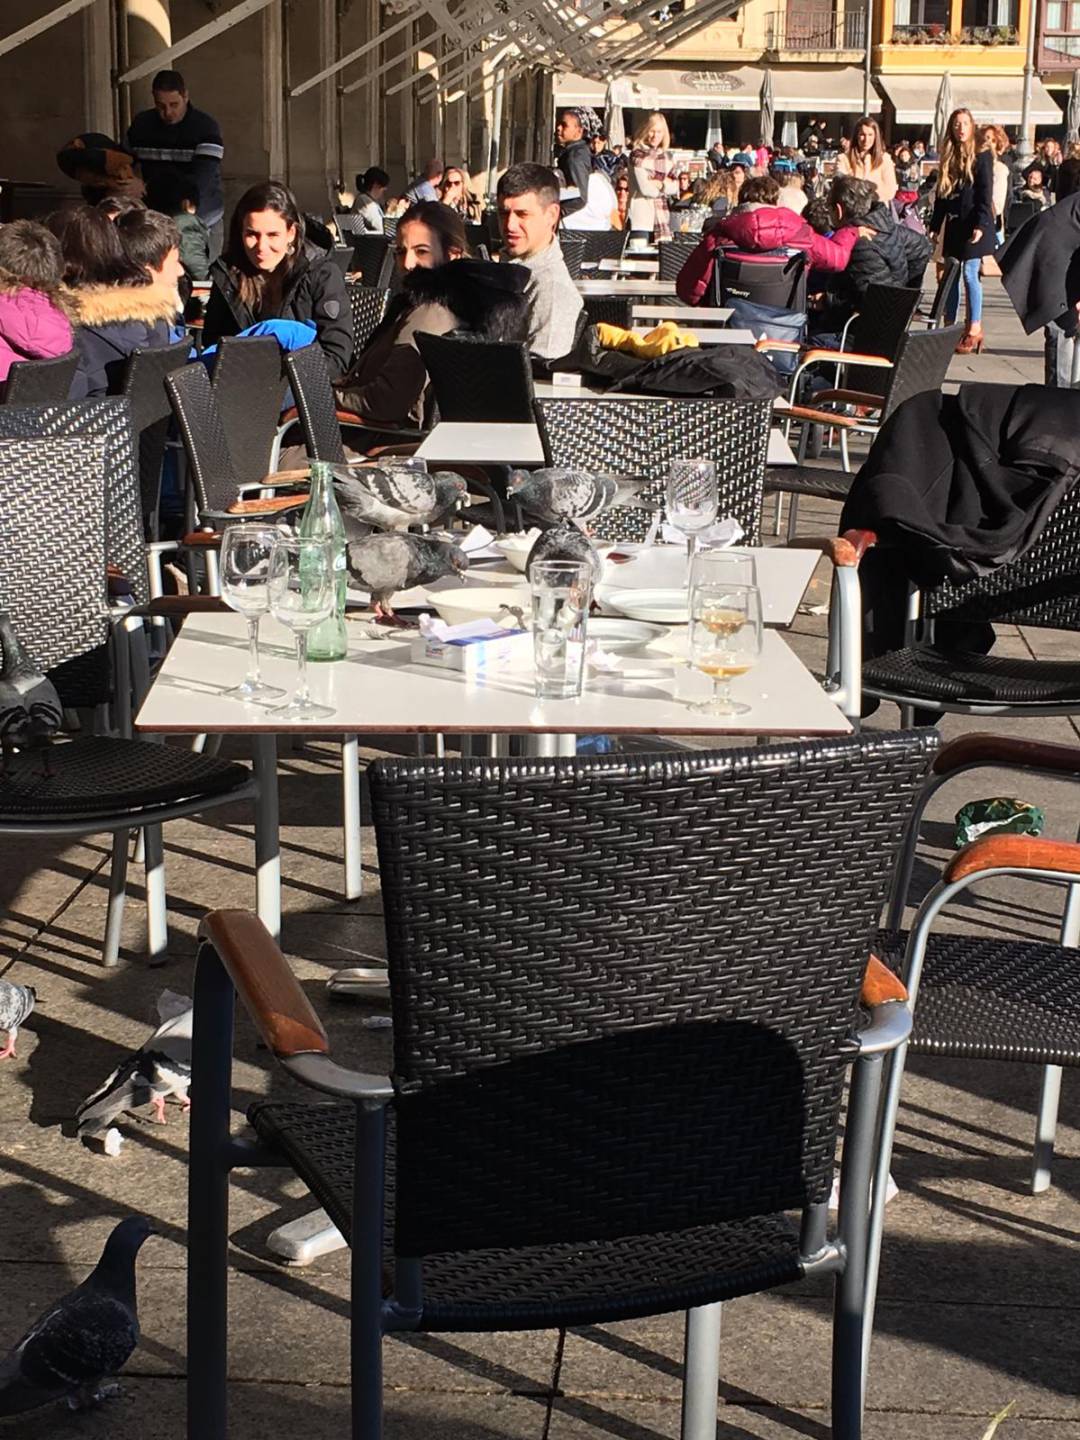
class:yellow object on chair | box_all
[595,319,701,358]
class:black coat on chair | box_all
[997,190,1080,334]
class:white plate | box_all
[595,586,688,624]
[587,617,666,652]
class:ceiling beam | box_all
[118,0,278,83]
[0,0,95,62]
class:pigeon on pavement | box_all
[526,524,601,583]
[76,991,192,1138]
[0,1215,152,1415]
[507,469,644,525]
[333,465,436,531]
[0,980,35,1060]
[345,533,468,616]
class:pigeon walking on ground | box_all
[333,465,437,531]
[0,980,35,1060]
[508,469,645,526]
[345,533,468,617]
[0,1215,152,1416]
[76,991,192,1138]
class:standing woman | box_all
[978,125,1012,246]
[629,111,677,240]
[203,180,353,379]
[931,107,996,354]
[835,116,897,202]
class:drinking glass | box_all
[267,535,336,721]
[689,547,758,592]
[219,524,285,701]
[530,559,592,700]
[688,583,763,716]
[665,459,718,566]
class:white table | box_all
[631,305,733,323]
[420,416,796,469]
[576,279,678,297]
[597,257,659,276]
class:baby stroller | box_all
[711,250,809,377]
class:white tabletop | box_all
[631,306,733,323]
[417,422,544,465]
[591,544,816,626]
[597,257,659,275]
[576,279,679,297]
[135,612,848,739]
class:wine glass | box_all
[665,459,718,568]
[688,583,763,716]
[689,547,758,592]
[267,535,337,721]
[219,524,285,701]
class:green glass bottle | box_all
[300,460,348,661]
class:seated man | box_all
[497,162,584,361]
[820,174,930,320]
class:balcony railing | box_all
[890,21,1018,40]
[764,9,868,49]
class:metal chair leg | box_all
[1032,1065,1063,1194]
[680,1302,721,1440]
[143,824,168,964]
[341,737,363,900]
[771,491,784,536]
[785,492,801,542]
[103,829,130,967]
[351,1106,387,1440]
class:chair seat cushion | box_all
[763,465,852,502]
[876,930,1080,1066]
[249,1099,807,1332]
[863,647,1080,707]
[0,737,252,821]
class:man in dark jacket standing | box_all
[127,70,225,258]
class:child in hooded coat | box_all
[0,221,75,385]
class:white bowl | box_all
[423,586,528,627]
[493,533,537,574]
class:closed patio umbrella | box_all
[932,71,953,155]
[760,69,775,150]
[604,80,626,150]
[1068,69,1080,144]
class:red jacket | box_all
[675,206,858,306]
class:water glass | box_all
[530,559,592,700]
[689,547,758,592]
[267,535,337,721]
[219,524,285,701]
[688,583,763,716]
[665,459,718,564]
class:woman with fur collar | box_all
[335,200,529,432]
[61,205,185,399]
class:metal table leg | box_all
[252,734,281,940]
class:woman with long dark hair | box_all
[203,180,353,377]
[931,106,995,353]
[835,116,896,202]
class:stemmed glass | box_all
[688,583,763,716]
[267,535,337,721]
[219,524,286,702]
[665,459,718,568]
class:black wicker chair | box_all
[282,346,348,464]
[534,395,772,544]
[922,257,961,329]
[188,730,936,1440]
[2,352,78,405]
[345,283,390,360]
[658,234,698,283]
[559,232,586,280]
[582,293,634,330]
[350,233,392,287]
[0,435,256,965]
[115,339,193,542]
[415,333,534,422]
[209,336,287,488]
[580,229,628,266]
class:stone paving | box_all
[2,277,1080,1439]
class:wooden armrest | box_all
[785,535,860,567]
[226,492,309,516]
[862,954,908,1006]
[138,595,231,618]
[755,338,802,352]
[948,835,1080,884]
[841,528,877,561]
[181,531,223,549]
[279,406,299,425]
[198,910,328,1059]
[934,734,1080,780]
[802,348,893,368]
[237,468,312,494]
[786,404,861,429]
[811,389,885,409]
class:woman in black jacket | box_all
[203,181,353,378]
[930,107,996,354]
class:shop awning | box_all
[774,66,880,114]
[879,73,1062,125]
[554,65,879,113]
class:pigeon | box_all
[76,991,192,1138]
[507,469,645,525]
[333,464,437,531]
[0,612,63,758]
[0,980,35,1060]
[526,523,602,584]
[345,533,468,616]
[0,1216,152,1416]
[428,471,470,526]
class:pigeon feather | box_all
[333,466,436,531]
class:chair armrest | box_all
[237,469,312,494]
[197,911,394,1101]
[862,954,908,1006]
[226,492,309,516]
[785,404,862,429]
[855,997,913,1055]
[180,530,224,548]
[784,535,860,567]
[811,390,885,409]
[809,350,893,368]
[947,835,1080,884]
[933,733,1080,780]
[128,595,231,619]
[754,339,803,352]
[841,528,877,561]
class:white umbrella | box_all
[604,80,626,150]
[759,69,775,151]
[1068,69,1080,144]
[781,113,798,149]
[932,71,953,155]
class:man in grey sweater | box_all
[497,163,583,361]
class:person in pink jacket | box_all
[0,221,75,385]
[675,174,858,306]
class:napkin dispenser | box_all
[411,616,530,676]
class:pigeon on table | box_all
[0,1215,152,1416]
[76,991,192,1139]
[345,533,468,618]
[428,471,470,526]
[0,980,35,1060]
[526,524,602,584]
[333,465,436,531]
[507,469,644,525]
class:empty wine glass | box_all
[665,459,718,567]
[689,547,758,592]
[688,583,763,716]
[267,535,336,721]
[219,524,285,701]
